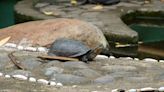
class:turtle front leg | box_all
[80,55,89,63]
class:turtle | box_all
[48,38,103,62]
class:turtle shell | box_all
[48,38,91,58]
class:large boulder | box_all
[0,18,109,53]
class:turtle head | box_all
[81,44,103,62]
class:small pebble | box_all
[97,86,101,88]
[37,47,48,52]
[29,77,37,82]
[127,10,134,14]
[49,81,56,86]
[12,74,28,80]
[134,58,139,61]
[0,72,3,76]
[109,56,115,59]
[123,57,133,60]
[24,47,37,52]
[112,89,125,92]
[128,89,137,92]
[5,75,11,78]
[143,58,158,62]
[158,87,164,92]
[56,82,63,87]
[140,87,156,91]
[95,55,108,60]
[37,79,49,85]
[72,85,77,88]
[120,9,124,12]
[4,43,17,48]
[17,45,24,50]
[159,60,164,63]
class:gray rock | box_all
[94,75,115,84]
[109,71,138,78]
[21,57,42,70]
[101,65,137,72]
[124,77,149,82]
[0,55,10,70]
[63,61,88,69]
[73,68,101,79]
[44,67,64,77]
[8,70,32,77]
[50,74,89,85]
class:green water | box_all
[0,0,18,28]
[130,24,164,43]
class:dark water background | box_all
[0,0,18,28]
[130,24,164,43]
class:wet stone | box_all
[21,57,42,70]
[94,75,115,84]
[44,67,64,77]
[101,65,137,72]
[8,70,32,77]
[63,61,88,69]
[50,74,90,85]
[73,68,101,79]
